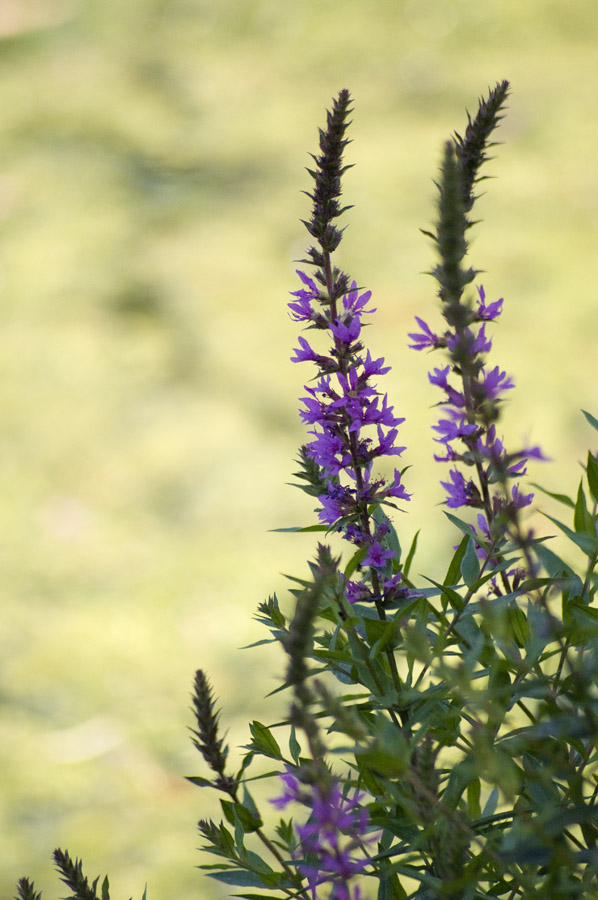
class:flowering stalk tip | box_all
[191,669,234,793]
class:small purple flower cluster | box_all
[290,270,410,597]
[409,284,543,550]
[271,769,375,900]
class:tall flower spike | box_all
[414,82,543,559]
[290,91,411,608]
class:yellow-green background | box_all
[1,1,597,897]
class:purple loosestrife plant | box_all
[18,86,598,900]
[288,89,411,617]
[409,84,545,577]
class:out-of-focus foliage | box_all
[1,1,597,898]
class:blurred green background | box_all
[1,0,597,897]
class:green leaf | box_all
[288,726,301,765]
[441,759,477,810]
[344,544,368,580]
[524,603,555,666]
[488,660,512,711]
[508,605,530,648]
[236,752,255,782]
[467,778,481,820]
[369,618,401,660]
[529,482,575,509]
[243,850,277,879]
[443,511,478,540]
[574,479,594,535]
[248,722,282,760]
[270,525,329,533]
[587,451,598,504]
[403,529,419,578]
[232,895,288,900]
[357,744,408,778]
[444,534,468,586]
[373,505,401,561]
[542,512,598,556]
[533,542,576,578]
[377,873,408,900]
[570,601,598,636]
[403,620,433,664]
[221,799,236,826]
[185,775,214,789]
[481,786,499,818]
[101,876,110,900]
[425,576,464,612]
[582,409,598,432]
[207,870,272,888]
[241,788,262,831]
[460,536,480,588]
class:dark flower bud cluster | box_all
[190,669,234,793]
[301,88,353,293]
[52,850,104,900]
[453,79,510,220]
[271,770,375,900]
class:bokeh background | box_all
[1,0,598,897]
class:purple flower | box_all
[479,365,515,400]
[345,579,374,604]
[410,281,543,552]
[440,469,481,509]
[429,366,465,408]
[330,315,362,345]
[362,349,391,378]
[370,426,406,460]
[477,513,490,537]
[288,271,320,323]
[292,336,334,367]
[308,430,346,475]
[270,770,302,809]
[271,773,377,900]
[290,271,409,591]
[289,269,411,610]
[362,540,393,568]
[383,468,411,502]
[447,323,492,356]
[432,416,478,443]
[343,283,375,316]
[475,284,504,321]
[511,483,534,510]
[318,484,353,525]
[408,316,444,351]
